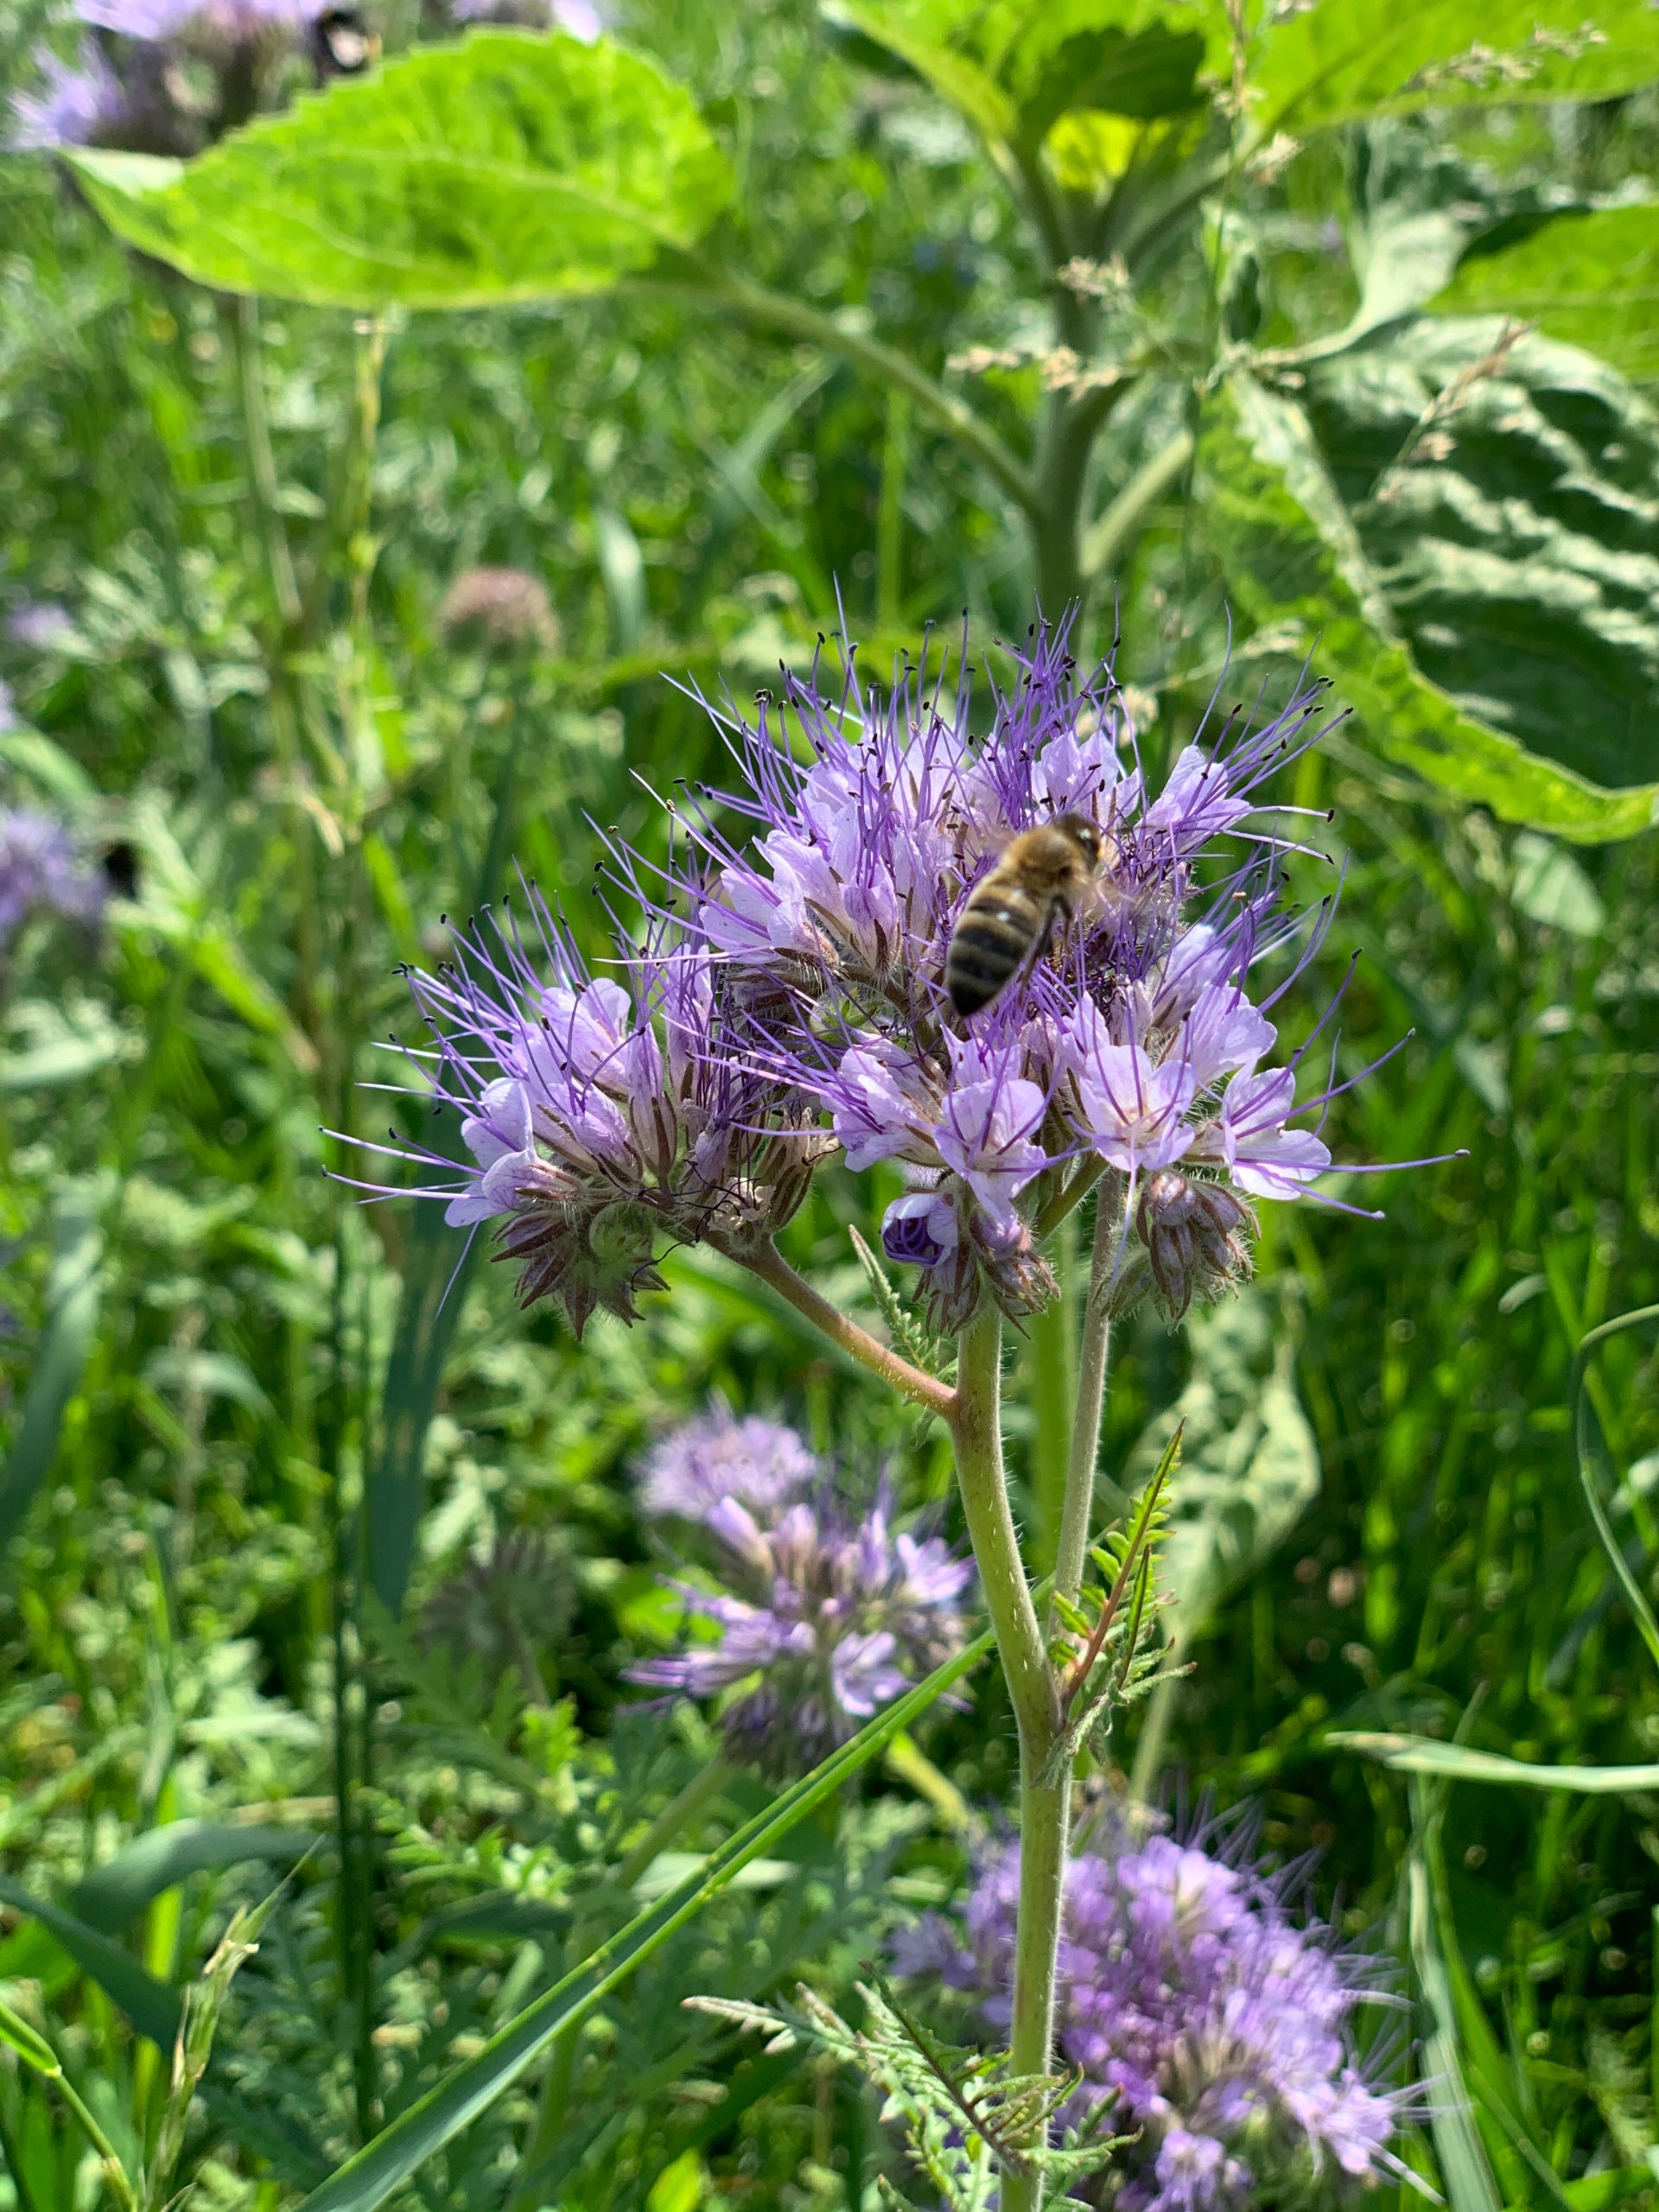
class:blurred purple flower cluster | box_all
[639,1405,818,1522]
[0,808,106,950]
[10,0,326,154]
[898,1817,1409,2212]
[10,0,602,155]
[627,1409,973,1779]
[366,618,1383,1333]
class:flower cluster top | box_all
[898,1815,1410,2212]
[367,621,1359,1337]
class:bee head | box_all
[1055,812,1105,869]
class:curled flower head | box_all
[0,810,106,948]
[628,1473,974,1781]
[638,1406,817,1526]
[346,889,830,1338]
[900,1815,1411,2212]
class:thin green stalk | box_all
[1028,1207,1077,1577]
[620,270,1039,519]
[950,1308,1066,2212]
[1079,428,1197,586]
[613,1754,732,1891]
[0,1996,137,2211]
[1053,1194,1128,1615]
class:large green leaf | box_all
[1251,0,1659,137]
[67,31,732,309]
[825,0,1224,149]
[1434,205,1659,382]
[1302,321,1659,800]
[294,1624,994,2212]
[1199,371,1659,841]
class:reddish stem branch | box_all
[728,1238,957,1421]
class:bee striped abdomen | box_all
[945,886,1051,1017]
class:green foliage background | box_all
[2,0,1659,2203]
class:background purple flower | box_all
[639,1407,817,1525]
[900,1817,1411,2212]
[629,1478,974,1779]
[0,810,106,946]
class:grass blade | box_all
[1404,1787,1504,2212]
[0,1202,102,1557]
[1571,1305,1659,1677]
[296,1624,995,2212]
[1332,1733,1659,1793]
[71,1819,321,1932]
[0,1878,181,2050]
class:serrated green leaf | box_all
[1303,320,1659,801]
[1200,369,1659,840]
[1251,0,1659,137]
[825,2,1018,146]
[67,31,732,309]
[1434,203,1659,381]
[827,0,1226,148]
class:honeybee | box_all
[944,812,1107,1019]
[309,4,378,77]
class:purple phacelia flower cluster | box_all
[0,809,106,950]
[899,1818,1408,2212]
[627,1411,973,1779]
[363,617,1393,1337]
[639,1406,817,1522]
[352,893,830,1337]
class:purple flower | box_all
[645,619,1374,1325]
[4,604,76,652]
[9,47,132,148]
[880,1187,958,1269]
[901,1819,1411,2212]
[628,1482,974,1780]
[13,0,326,160]
[341,890,828,1338]
[639,1407,817,1525]
[366,614,1419,1335]
[0,810,105,945]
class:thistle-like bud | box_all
[438,566,559,656]
[499,1194,663,1338]
[1135,1170,1256,1322]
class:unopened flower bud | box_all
[1135,1169,1255,1322]
[880,1192,958,1269]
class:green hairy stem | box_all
[950,1306,1069,2209]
